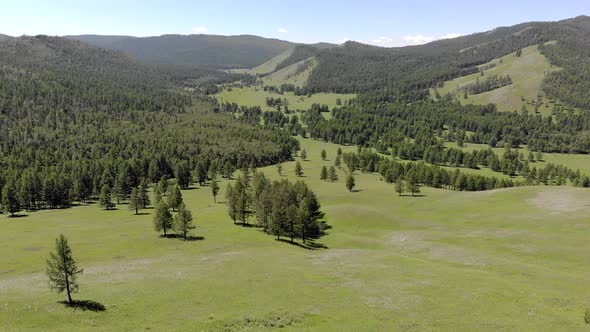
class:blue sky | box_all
[1,0,588,46]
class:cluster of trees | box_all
[226,172,325,243]
[152,186,196,240]
[303,99,590,154]
[461,74,512,95]
[265,96,288,108]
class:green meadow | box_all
[216,86,355,112]
[434,43,561,115]
[2,137,590,331]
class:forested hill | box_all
[66,34,295,69]
[306,16,590,108]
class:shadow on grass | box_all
[276,238,328,250]
[400,194,427,198]
[160,234,205,241]
[133,212,150,216]
[60,300,106,312]
[350,189,363,193]
[7,213,29,218]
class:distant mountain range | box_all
[64,34,336,69]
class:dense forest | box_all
[0,36,298,215]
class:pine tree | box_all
[321,149,327,161]
[295,161,303,177]
[300,149,307,161]
[46,234,83,304]
[2,182,20,217]
[346,173,356,192]
[395,177,404,196]
[335,155,342,168]
[211,178,220,203]
[168,185,183,211]
[158,176,168,196]
[173,203,195,240]
[328,166,338,182]
[153,201,173,236]
[98,184,114,210]
[112,178,124,205]
[128,187,141,215]
[320,166,328,181]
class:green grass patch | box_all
[2,137,590,330]
[216,86,355,112]
[434,43,561,115]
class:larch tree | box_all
[394,177,404,196]
[320,166,328,181]
[328,166,338,182]
[225,183,237,224]
[295,161,303,177]
[321,149,327,161]
[346,173,356,192]
[128,187,141,214]
[173,203,195,240]
[300,149,307,161]
[210,178,220,203]
[168,185,183,211]
[139,179,150,209]
[2,182,20,217]
[276,163,283,176]
[46,234,83,304]
[153,201,173,236]
[98,184,114,210]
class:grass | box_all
[227,48,295,76]
[434,43,561,115]
[2,137,590,330]
[216,86,355,112]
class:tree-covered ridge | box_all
[274,44,319,71]
[67,34,294,69]
[305,16,590,108]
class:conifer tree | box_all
[98,184,114,210]
[320,166,328,181]
[168,185,183,211]
[2,182,20,217]
[128,187,141,215]
[173,203,195,240]
[321,149,327,161]
[46,234,83,304]
[153,201,173,236]
[346,173,356,192]
[328,166,338,182]
[211,178,220,203]
[295,161,303,177]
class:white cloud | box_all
[364,33,463,47]
[192,26,209,34]
[277,27,288,34]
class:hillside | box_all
[0,33,13,42]
[433,43,560,114]
[66,34,294,69]
[306,16,590,110]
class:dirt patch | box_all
[528,188,590,215]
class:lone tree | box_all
[153,201,173,236]
[98,184,114,210]
[295,161,303,177]
[320,166,328,181]
[300,149,307,161]
[210,178,220,203]
[46,234,83,304]
[321,149,327,161]
[128,187,141,215]
[173,203,195,240]
[346,173,356,192]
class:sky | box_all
[1,0,588,47]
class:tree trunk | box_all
[163,228,167,236]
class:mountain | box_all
[66,34,294,69]
[304,15,590,109]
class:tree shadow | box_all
[60,300,106,312]
[401,194,427,198]
[276,238,328,250]
[7,213,29,218]
[160,234,205,241]
[134,212,150,216]
[350,189,363,193]
[235,222,257,228]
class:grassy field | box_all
[2,137,590,331]
[433,43,560,115]
[227,49,295,76]
[216,86,355,112]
